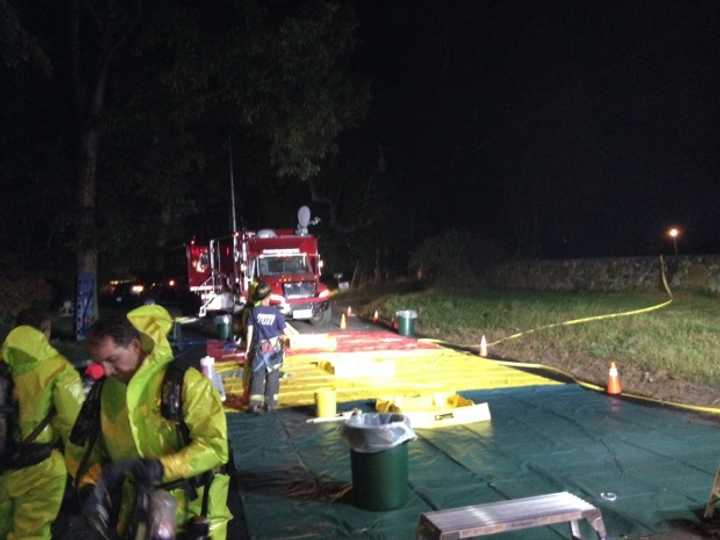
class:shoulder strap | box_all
[160,344,205,446]
[21,408,56,446]
[71,379,105,498]
[0,363,14,413]
[159,348,227,521]
[0,364,55,451]
[0,366,14,460]
[69,378,104,446]
[160,361,187,424]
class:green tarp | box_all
[228,384,720,539]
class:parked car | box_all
[99,279,147,309]
[142,277,201,316]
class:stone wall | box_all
[488,255,720,293]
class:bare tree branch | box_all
[82,0,103,34]
[0,0,53,77]
[307,177,375,234]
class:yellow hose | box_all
[488,255,673,347]
[420,256,720,415]
[416,338,720,416]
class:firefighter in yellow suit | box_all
[0,316,85,540]
[69,304,232,539]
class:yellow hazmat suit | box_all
[71,305,232,539]
[0,326,84,540]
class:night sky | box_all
[353,1,720,257]
[1,1,719,284]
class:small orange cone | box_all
[339,313,347,329]
[372,309,379,323]
[346,306,353,317]
[607,361,622,395]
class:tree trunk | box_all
[72,51,108,339]
[75,126,100,339]
[71,0,137,338]
[350,259,361,289]
[374,244,381,284]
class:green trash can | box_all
[395,310,417,337]
[351,442,409,511]
[214,314,232,340]
[342,413,416,511]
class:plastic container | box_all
[315,388,336,418]
[376,392,491,429]
[342,413,416,511]
[214,314,232,340]
[395,310,418,337]
[148,489,177,540]
[200,355,226,402]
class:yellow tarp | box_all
[221,344,559,408]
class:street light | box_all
[667,227,680,255]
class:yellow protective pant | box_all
[0,450,67,540]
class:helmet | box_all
[253,282,272,303]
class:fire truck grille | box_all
[283,281,316,299]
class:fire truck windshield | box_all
[258,255,309,276]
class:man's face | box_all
[88,336,144,383]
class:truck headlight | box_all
[131,284,145,295]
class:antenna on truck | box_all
[228,134,238,233]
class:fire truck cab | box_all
[186,211,332,324]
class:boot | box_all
[247,404,263,415]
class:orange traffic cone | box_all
[372,309,379,323]
[346,306,353,317]
[607,362,622,395]
[339,313,347,329]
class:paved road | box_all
[288,298,380,335]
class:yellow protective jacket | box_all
[0,326,85,540]
[71,305,231,539]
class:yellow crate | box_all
[375,392,491,429]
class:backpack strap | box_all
[0,364,56,471]
[70,378,104,446]
[21,407,56,446]
[71,379,105,499]
[160,350,227,519]
[160,361,191,446]
[0,363,15,461]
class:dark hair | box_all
[253,282,272,302]
[16,308,52,334]
[86,316,140,347]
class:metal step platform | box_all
[417,491,607,539]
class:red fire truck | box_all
[186,211,332,324]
